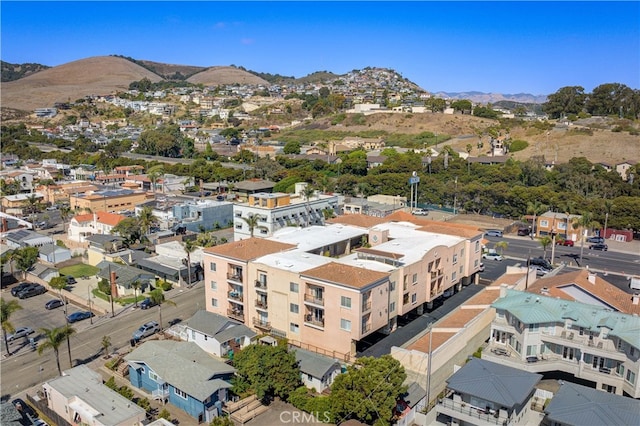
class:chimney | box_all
[500,283,508,298]
[633,294,639,306]
[588,272,597,284]
[93,212,98,223]
[110,270,118,298]
[128,251,133,264]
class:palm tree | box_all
[38,325,76,376]
[25,193,41,216]
[182,239,197,288]
[573,211,599,262]
[603,200,614,239]
[131,280,142,308]
[539,236,552,259]
[147,165,165,193]
[1,298,22,356]
[526,201,547,238]
[59,205,72,233]
[48,276,74,364]
[241,214,267,238]
[302,185,316,227]
[149,288,177,331]
[495,241,509,255]
[138,205,157,236]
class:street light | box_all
[87,284,93,324]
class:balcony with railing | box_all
[227,270,243,282]
[437,397,513,426]
[227,307,245,322]
[227,290,244,303]
[255,280,268,291]
[304,293,324,306]
[255,299,268,310]
[304,314,325,329]
[152,388,169,400]
[361,300,372,312]
[252,318,271,331]
[540,330,627,361]
[362,323,372,334]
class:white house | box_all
[180,310,256,358]
[293,347,342,393]
[68,212,127,243]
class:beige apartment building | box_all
[203,212,484,360]
[69,188,150,212]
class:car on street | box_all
[411,208,429,216]
[587,236,604,244]
[589,243,608,251]
[140,297,158,310]
[7,326,35,341]
[533,266,550,276]
[132,321,160,341]
[484,229,503,237]
[45,205,59,211]
[556,239,574,247]
[11,282,35,297]
[530,257,553,270]
[18,284,46,299]
[482,252,504,261]
[517,228,530,236]
[45,299,65,310]
[66,311,94,323]
[12,398,38,419]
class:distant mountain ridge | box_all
[433,91,548,104]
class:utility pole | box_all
[425,322,433,422]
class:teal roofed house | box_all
[484,288,640,398]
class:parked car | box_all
[589,243,608,251]
[12,398,37,419]
[7,326,35,341]
[65,276,77,284]
[11,282,35,297]
[66,311,94,323]
[45,205,59,211]
[533,266,550,276]
[411,208,429,216]
[530,257,552,270]
[18,284,46,299]
[482,252,504,261]
[556,239,574,247]
[587,236,604,244]
[45,299,65,310]
[485,229,503,237]
[140,298,158,310]
[132,321,160,341]
[517,228,530,236]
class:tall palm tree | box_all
[1,298,22,356]
[138,205,157,236]
[182,239,197,288]
[526,200,547,238]
[573,211,599,262]
[147,165,165,193]
[241,214,267,237]
[131,280,142,308]
[38,325,76,376]
[603,200,614,239]
[149,288,176,331]
[495,241,509,255]
[48,276,73,365]
[539,236,552,259]
[59,205,72,234]
[302,185,316,227]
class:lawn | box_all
[59,264,100,277]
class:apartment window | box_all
[389,281,396,291]
[475,241,480,252]
[149,371,159,381]
[209,262,216,272]
[453,254,458,264]
[626,370,636,385]
[210,281,217,291]
[290,282,299,293]
[341,296,352,309]
[340,319,351,331]
[540,220,549,227]
[174,388,188,399]
[412,273,417,284]
[211,298,218,307]
[529,324,539,332]
[235,223,242,229]
[459,265,463,273]
[452,271,457,281]
[474,259,479,268]
[411,293,417,304]
[290,323,299,333]
[390,302,396,313]
[290,303,299,314]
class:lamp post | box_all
[87,284,93,324]
[425,322,433,419]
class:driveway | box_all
[245,399,331,426]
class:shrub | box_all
[104,376,117,390]
[136,397,151,412]
[331,113,346,125]
[118,385,134,400]
[472,347,483,358]
[509,139,529,152]
[158,408,172,420]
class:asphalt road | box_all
[0,283,204,400]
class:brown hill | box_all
[187,66,269,86]
[0,56,164,112]
[137,59,207,79]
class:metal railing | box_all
[304,293,324,306]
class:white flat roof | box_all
[255,250,331,272]
[268,223,365,252]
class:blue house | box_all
[125,340,236,423]
[172,199,233,232]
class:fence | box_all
[26,392,72,426]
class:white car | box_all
[411,208,428,216]
[482,253,504,261]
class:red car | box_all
[556,239,574,247]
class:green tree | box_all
[131,280,142,308]
[539,236,552,259]
[495,241,508,255]
[232,343,301,401]
[451,99,472,114]
[147,165,165,192]
[573,211,599,262]
[1,298,22,356]
[241,214,267,238]
[210,415,235,426]
[148,288,176,331]
[182,239,197,288]
[14,246,39,279]
[59,205,72,233]
[527,200,548,238]
[137,205,158,236]
[586,83,635,117]
[102,335,111,358]
[542,86,586,119]
[38,325,76,376]
[330,355,407,425]
[283,140,301,155]
[158,408,172,421]
[111,217,142,247]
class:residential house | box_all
[615,161,636,181]
[544,381,640,425]
[96,261,155,297]
[1,192,45,215]
[436,358,542,426]
[485,288,640,398]
[26,262,60,283]
[68,211,127,243]
[293,347,342,393]
[69,188,150,213]
[0,170,36,193]
[0,401,25,425]
[394,382,426,426]
[125,340,235,423]
[172,199,234,233]
[179,310,256,358]
[39,244,72,264]
[535,211,583,240]
[42,365,146,426]
[232,179,276,201]
[5,229,53,249]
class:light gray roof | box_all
[404,382,426,408]
[124,341,235,402]
[234,179,276,191]
[39,244,70,256]
[44,365,145,425]
[185,310,256,343]
[84,234,124,245]
[492,289,640,349]
[96,261,155,286]
[29,262,58,278]
[0,402,23,425]
[544,381,640,426]
[293,348,341,379]
[446,358,542,409]
[6,229,52,244]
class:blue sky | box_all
[1,1,638,95]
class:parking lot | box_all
[2,283,95,357]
